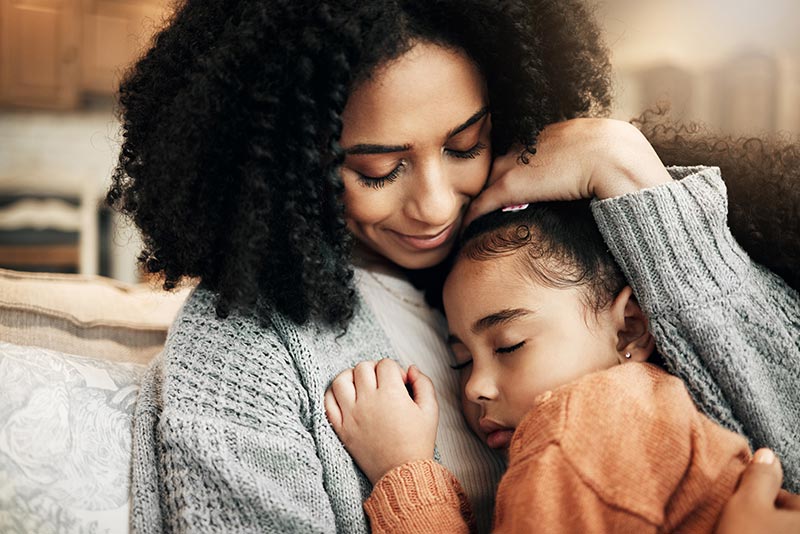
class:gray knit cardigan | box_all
[130,167,800,533]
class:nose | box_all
[404,159,458,228]
[463,363,499,405]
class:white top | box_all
[354,266,506,533]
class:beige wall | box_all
[599,0,800,134]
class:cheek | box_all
[459,154,491,198]
[341,180,396,225]
[460,383,482,435]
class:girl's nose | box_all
[463,364,499,404]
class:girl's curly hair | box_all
[106,0,612,328]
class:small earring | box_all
[624,352,632,359]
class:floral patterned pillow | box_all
[0,341,145,533]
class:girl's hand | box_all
[325,359,439,485]
[465,118,674,226]
[716,449,800,534]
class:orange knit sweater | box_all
[363,363,751,533]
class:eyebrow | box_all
[343,106,489,156]
[446,307,535,346]
[447,106,489,138]
[473,308,534,333]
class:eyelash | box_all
[450,360,472,371]
[449,341,526,371]
[446,141,487,160]
[356,142,488,189]
[356,164,404,189]
[496,341,525,354]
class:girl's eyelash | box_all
[446,142,487,160]
[496,341,525,354]
[450,360,472,371]
[357,163,404,189]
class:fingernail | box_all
[754,448,775,465]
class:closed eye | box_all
[356,163,404,189]
[496,341,525,354]
[446,142,487,160]
[450,360,472,371]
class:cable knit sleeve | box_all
[130,288,341,533]
[363,460,475,534]
[591,165,800,492]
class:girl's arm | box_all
[325,360,476,533]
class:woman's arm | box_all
[590,166,800,493]
[131,290,345,533]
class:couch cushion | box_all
[0,268,193,365]
[0,341,143,533]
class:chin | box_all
[388,247,453,271]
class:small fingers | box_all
[375,358,405,389]
[353,360,379,394]
[324,389,342,430]
[407,365,438,414]
[330,368,356,409]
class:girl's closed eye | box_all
[450,359,472,371]
[496,341,525,354]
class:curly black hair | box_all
[637,110,800,292]
[457,199,627,314]
[106,0,612,329]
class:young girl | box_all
[325,166,800,532]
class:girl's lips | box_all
[486,429,514,450]
[391,223,456,251]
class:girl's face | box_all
[339,42,491,270]
[442,253,622,451]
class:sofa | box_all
[0,267,193,533]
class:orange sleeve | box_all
[493,443,658,534]
[363,459,475,534]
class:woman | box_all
[109,0,799,532]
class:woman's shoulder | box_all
[151,286,313,424]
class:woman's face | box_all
[339,42,491,270]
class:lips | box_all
[479,418,515,450]
[390,222,457,251]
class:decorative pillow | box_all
[0,267,192,365]
[0,341,145,533]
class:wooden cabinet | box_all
[0,0,81,108]
[0,0,169,108]
[81,0,166,93]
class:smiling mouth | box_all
[390,222,457,251]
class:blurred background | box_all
[1,0,798,283]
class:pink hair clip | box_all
[501,204,529,212]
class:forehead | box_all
[340,42,487,144]
[443,252,590,331]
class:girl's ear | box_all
[608,286,655,364]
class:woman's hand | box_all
[465,118,674,226]
[716,449,800,534]
[325,359,439,485]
